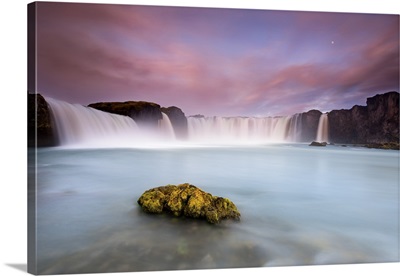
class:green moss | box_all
[205,209,219,224]
[167,188,186,216]
[137,190,165,213]
[137,183,241,224]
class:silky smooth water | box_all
[30,144,399,274]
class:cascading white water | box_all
[45,97,318,146]
[287,113,303,142]
[316,113,329,143]
[158,112,176,140]
[46,97,141,147]
[271,116,291,141]
[187,116,293,143]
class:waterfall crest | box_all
[187,116,296,143]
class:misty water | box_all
[30,143,399,274]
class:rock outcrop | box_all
[363,142,400,150]
[328,92,399,144]
[298,110,321,142]
[137,183,241,224]
[366,92,399,143]
[161,106,188,140]
[89,101,189,138]
[188,114,205,118]
[88,101,163,127]
[309,141,327,147]
[328,105,369,144]
[28,93,57,147]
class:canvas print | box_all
[27,1,399,275]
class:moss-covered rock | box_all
[137,183,240,224]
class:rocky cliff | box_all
[298,109,321,142]
[366,92,399,143]
[328,91,399,144]
[161,106,188,139]
[88,101,163,127]
[28,93,57,147]
[328,105,369,143]
[88,101,188,138]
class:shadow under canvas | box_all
[6,264,28,273]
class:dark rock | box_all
[328,92,399,144]
[309,141,327,147]
[88,101,163,127]
[366,92,399,143]
[137,183,241,224]
[299,110,321,142]
[161,106,188,140]
[364,142,399,150]
[28,93,57,147]
[189,114,205,118]
[328,105,368,144]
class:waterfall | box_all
[45,97,179,147]
[187,116,293,143]
[46,97,140,147]
[45,97,315,146]
[158,112,176,140]
[316,113,329,143]
[287,113,303,142]
[270,117,291,141]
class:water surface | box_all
[30,144,399,274]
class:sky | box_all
[33,2,399,117]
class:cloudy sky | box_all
[34,2,399,116]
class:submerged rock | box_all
[137,183,241,224]
[363,142,400,150]
[309,141,327,147]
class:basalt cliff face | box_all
[161,106,188,139]
[328,92,399,144]
[328,105,369,144]
[298,109,321,142]
[367,92,399,143]
[28,93,58,147]
[88,101,163,127]
[88,101,188,138]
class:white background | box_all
[0,0,399,276]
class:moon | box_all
[331,41,335,44]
